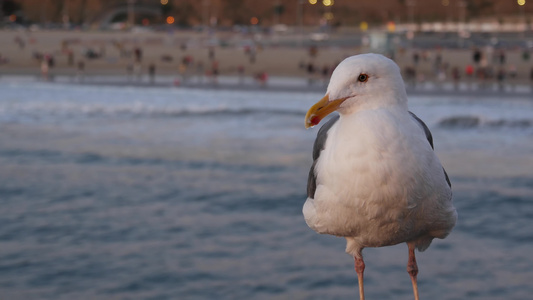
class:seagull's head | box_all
[305,53,407,128]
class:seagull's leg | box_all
[354,255,365,300]
[407,243,420,300]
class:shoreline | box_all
[2,73,532,99]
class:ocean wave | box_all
[0,149,291,174]
[97,106,303,119]
[455,176,533,244]
[438,115,533,129]
[146,107,304,118]
[1,104,304,122]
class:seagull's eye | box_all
[358,74,369,83]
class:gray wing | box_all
[409,111,451,188]
[409,111,433,149]
[307,115,340,198]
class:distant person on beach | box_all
[255,72,268,87]
[77,61,85,82]
[298,60,305,70]
[208,46,215,61]
[133,62,142,81]
[40,58,49,81]
[498,50,506,65]
[249,48,256,64]
[61,39,68,52]
[14,36,25,49]
[238,65,245,84]
[436,67,446,88]
[67,50,74,66]
[404,66,416,88]
[196,61,205,84]
[115,42,127,58]
[244,45,256,64]
[148,63,156,84]
[451,66,460,90]
[412,51,420,66]
[126,63,133,81]
[161,54,173,62]
[321,64,330,85]
[84,48,100,59]
[508,64,517,90]
[472,48,482,65]
[434,52,442,73]
[306,62,315,85]
[477,56,492,90]
[179,62,188,83]
[464,64,474,90]
[309,45,318,58]
[210,60,219,85]
[465,64,474,77]
[47,55,55,69]
[33,51,43,62]
[522,49,530,62]
[496,68,506,91]
[134,47,143,62]
[182,55,193,66]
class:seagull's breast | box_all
[303,108,453,246]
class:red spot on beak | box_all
[311,116,321,126]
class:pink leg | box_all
[407,243,420,300]
[354,256,365,300]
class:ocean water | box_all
[1,78,533,300]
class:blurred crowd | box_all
[4,32,533,92]
[20,34,271,87]
[401,47,533,91]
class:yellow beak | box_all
[304,94,348,129]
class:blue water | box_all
[1,78,533,300]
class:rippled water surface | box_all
[1,79,533,300]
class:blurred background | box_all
[1,1,533,299]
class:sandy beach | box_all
[1,29,533,87]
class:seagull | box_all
[303,53,457,300]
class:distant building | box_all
[8,0,532,28]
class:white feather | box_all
[303,53,457,257]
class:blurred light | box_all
[161,0,169,5]
[166,16,175,24]
[387,21,396,32]
[518,0,526,5]
[442,0,449,6]
[9,14,16,22]
[324,12,334,20]
[309,0,317,4]
[323,0,334,6]
[250,17,259,25]
[360,21,368,31]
